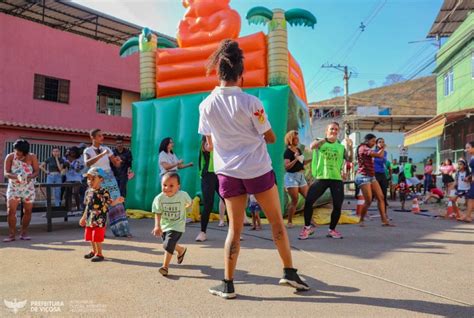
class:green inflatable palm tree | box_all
[120,28,177,100]
[246,7,316,86]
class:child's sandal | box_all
[159,266,168,276]
[177,248,187,265]
[84,251,95,259]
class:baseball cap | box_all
[84,167,106,178]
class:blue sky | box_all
[74,0,443,102]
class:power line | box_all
[309,0,388,94]
[307,0,387,88]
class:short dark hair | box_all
[116,136,124,142]
[162,172,180,184]
[90,129,101,138]
[159,137,174,154]
[364,133,376,142]
[13,139,30,155]
[206,39,244,82]
[68,146,80,159]
[329,122,340,127]
[467,141,474,147]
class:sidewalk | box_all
[1,200,473,317]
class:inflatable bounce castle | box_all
[120,1,317,212]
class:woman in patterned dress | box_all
[3,139,39,242]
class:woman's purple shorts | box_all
[217,170,276,199]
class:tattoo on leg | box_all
[228,241,238,261]
[274,229,283,241]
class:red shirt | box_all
[430,188,444,198]
[357,144,375,177]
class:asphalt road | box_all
[1,200,473,317]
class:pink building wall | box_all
[0,13,140,134]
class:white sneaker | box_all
[218,221,225,227]
[195,232,207,242]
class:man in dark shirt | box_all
[112,137,133,197]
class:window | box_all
[34,74,70,103]
[96,85,122,116]
[443,68,454,96]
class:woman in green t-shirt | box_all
[299,122,353,240]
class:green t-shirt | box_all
[151,190,192,233]
[404,163,413,178]
[311,140,345,180]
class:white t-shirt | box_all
[457,171,470,191]
[84,146,113,171]
[198,86,272,179]
[159,151,179,176]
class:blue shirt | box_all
[373,149,387,174]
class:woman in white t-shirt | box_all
[199,40,309,299]
[158,137,193,177]
[84,129,131,237]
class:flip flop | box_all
[382,223,396,227]
[19,235,31,241]
[3,236,15,242]
[177,247,187,264]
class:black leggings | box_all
[200,172,220,233]
[304,179,344,230]
[375,172,388,205]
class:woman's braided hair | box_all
[206,39,244,82]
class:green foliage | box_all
[246,6,273,25]
[119,37,139,57]
[285,8,317,28]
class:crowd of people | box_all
[3,132,134,242]
[2,39,473,299]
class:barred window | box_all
[34,74,70,104]
[96,85,122,116]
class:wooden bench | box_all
[0,183,82,232]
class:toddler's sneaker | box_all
[298,226,315,240]
[279,268,310,291]
[209,280,236,299]
[326,229,343,239]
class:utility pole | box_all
[321,63,352,116]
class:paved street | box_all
[1,201,473,317]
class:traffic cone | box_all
[356,195,364,216]
[411,198,421,214]
[446,200,461,219]
[445,201,454,218]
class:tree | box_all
[246,7,316,85]
[383,74,405,86]
[331,86,342,97]
[120,28,177,100]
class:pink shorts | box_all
[217,170,276,199]
[84,227,106,243]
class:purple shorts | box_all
[217,170,276,199]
